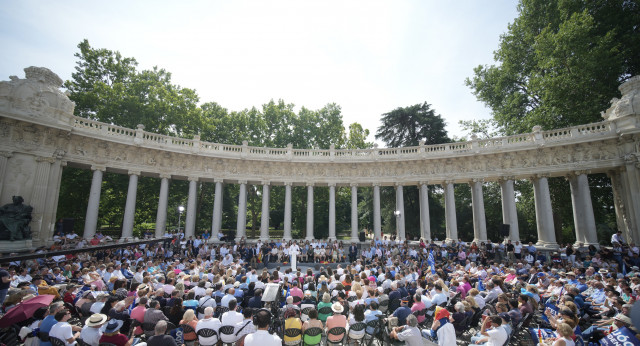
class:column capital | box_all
[470,178,484,184]
[214,178,224,183]
[61,161,68,167]
[418,181,429,187]
[36,156,56,164]
[497,175,515,182]
[188,176,199,182]
[284,181,293,186]
[372,182,380,187]
[350,183,358,187]
[328,182,336,187]
[529,173,549,181]
[395,182,404,187]
[261,181,270,186]
[159,173,172,179]
[444,179,455,185]
[0,151,13,158]
[91,165,106,172]
[128,170,141,176]
[306,182,315,187]
[238,180,247,185]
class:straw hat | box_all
[85,313,108,327]
[331,302,344,313]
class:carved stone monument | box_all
[0,195,33,251]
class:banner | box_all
[600,327,640,346]
[529,327,555,345]
[170,327,184,345]
[541,303,560,324]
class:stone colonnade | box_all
[78,165,602,247]
[1,67,640,249]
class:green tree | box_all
[465,0,640,135]
[376,102,449,147]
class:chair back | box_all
[303,327,323,346]
[349,322,366,332]
[50,337,66,346]
[318,306,332,315]
[326,326,346,343]
[292,296,302,304]
[284,328,302,338]
[37,331,50,343]
[180,323,196,334]
[196,328,218,346]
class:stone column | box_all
[395,183,405,241]
[211,179,224,235]
[29,157,53,243]
[121,171,140,241]
[373,184,381,240]
[260,182,270,241]
[236,180,247,240]
[306,183,314,240]
[499,177,520,241]
[443,180,458,243]
[155,174,170,238]
[470,179,488,244]
[0,151,13,199]
[608,170,632,240]
[532,175,557,247]
[622,159,640,244]
[350,183,359,242]
[328,183,336,240]
[185,176,198,238]
[419,182,431,241]
[83,166,105,239]
[41,159,65,243]
[283,182,292,240]
[568,172,598,246]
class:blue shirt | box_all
[392,306,412,326]
[39,315,57,346]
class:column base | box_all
[0,239,33,253]
[305,237,314,241]
[574,241,599,249]
[473,238,488,245]
[350,237,360,243]
[536,241,559,249]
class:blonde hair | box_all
[465,296,478,308]
[556,322,573,338]
[182,309,196,322]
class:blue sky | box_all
[0,0,519,144]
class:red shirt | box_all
[99,333,129,346]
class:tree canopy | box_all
[375,102,449,147]
[465,0,640,135]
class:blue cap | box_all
[537,272,546,277]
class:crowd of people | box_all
[1,229,639,346]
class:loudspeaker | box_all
[359,231,365,242]
[500,224,510,237]
[62,218,75,234]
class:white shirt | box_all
[435,322,457,346]
[50,321,75,346]
[80,326,103,346]
[486,326,508,346]
[396,326,422,346]
[196,317,221,345]
[244,329,282,346]
[221,310,243,326]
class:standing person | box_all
[244,309,282,346]
[349,243,358,263]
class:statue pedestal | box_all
[0,239,33,253]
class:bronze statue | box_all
[0,196,33,241]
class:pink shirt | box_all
[411,301,426,323]
[326,314,347,341]
[130,306,146,335]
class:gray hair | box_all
[406,314,418,327]
[204,306,214,317]
[455,302,465,312]
[49,302,63,313]
[155,320,167,334]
